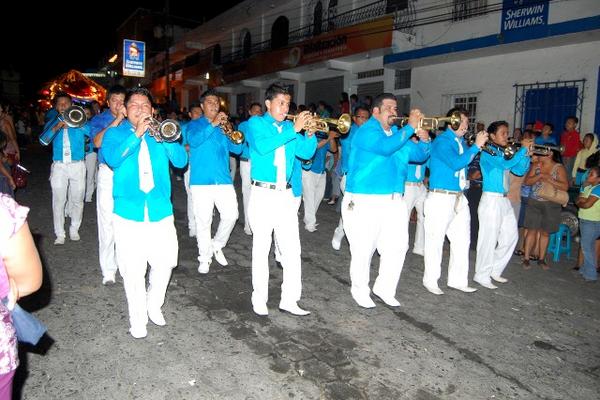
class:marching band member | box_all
[89,85,127,285]
[404,150,429,257]
[182,102,203,238]
[187,90,243,274]
[474,121,531,288]
[237,102,263,236]
[102,87,187,338]
[342,93,426,308]
[423,108,487,295]
[40,92,91,245]
[331,106,369,250]
[246,84,317,316]
[302,130,337,232]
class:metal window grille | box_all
[453,94,478,128]
[357,69,384,79]
[452,0,488,21]
[394,69,411,90]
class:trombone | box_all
[39,105,88,146]
[285,113,351,134]
[388,111,461,131]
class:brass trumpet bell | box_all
[285,113,351,134]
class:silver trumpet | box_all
[146,117,181,142]
[39,105,88,146]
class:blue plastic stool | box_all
[547,224,572,262]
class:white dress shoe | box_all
[253,302,269,316]
[244,226,252,236]
[198,262,210,274]
[147,308,166,326]
[352,294,376,309]
[213,248,228,266]
[412,249,424,257]
[491,275,508,283]
[54,236,65,245]
[475,280,498,290]
[373,290,401,307]
[278,302,311,316]
[102,274,116,286]
[129,325,147,339]
[69,231,80,241]
[305,224,318,232]
[331,228,344,250]
[424,285,444,295]
[188,229,196,238]
[448,285,478,293]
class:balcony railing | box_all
[221,0,402,64]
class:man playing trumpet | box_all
[186,89,243,274]
[342,93,428,308]
[474,121,532,289]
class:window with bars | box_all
[453,94,478,127]
[394,69,411,90]
[452,0,487,21]
[357,69,384,79]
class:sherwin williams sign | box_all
[501,0,549,32]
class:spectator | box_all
[575,166,600,282]
[572,133,598,186]
[535,122,558,146]
[561,116,582,178]
[0,194,44,399]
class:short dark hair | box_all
[189,102,202,110]
[200,89,220,104]
[265,84,290,101]
[487,120,509,135]
[108,85,127,99]
[249,102,262,110]
[354,106,369,116]
[124,87,153,106]
[543,122,554,131]
[53,91,72,105]
[445,107,468,129]
[371,93,396,112]
[566,115,579,124]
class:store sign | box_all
[501,0,549,32]
[123,39,146,77]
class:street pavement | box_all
[12,146,600,400]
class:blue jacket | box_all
[394,141,431,193]
[247,113,317,183]
[186,116,242,185]
[89,109,119,163]
[480,146,530,193]
[41,118,91,162]
[238,120,251,160]
[346,116,414,194]
[309,141,331,174]
[428,128,480,191]
[101,120,188,222]
[340,123,358,175]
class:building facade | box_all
[150,0,600,133]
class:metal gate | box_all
[305,76,344,112]
[513,80,585,138]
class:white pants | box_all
[191,185,239,263]
[113,214,178,330]
[183,168,195,234]
[84,152,97,202]
[423,192,471,288]
[302,170,326,229]
[50,161,86,238]
[341,192,409,300]
[230,156,237,181]
[96,164,117,279]
[474,194,518,284]
[249,186,303,308]
[240,160,252,230]
[404,182,427,255]
[332,175,346,244]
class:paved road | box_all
[13,147,600,399]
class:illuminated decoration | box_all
[38,69,107,109]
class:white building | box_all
[151,0,600,133]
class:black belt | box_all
[240,157,249,162]
[252,180,291,190]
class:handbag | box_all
[12,164,29,189]
[2,297,47,345]
[537,181,568,206]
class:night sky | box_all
[2,1,243,100]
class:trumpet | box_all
[39,105,88,146]
[503,141,564,159]
[285,113,351,134]
[218,117,244,144]
[464,131,499,156]
[389,111,461,131]
[147,117,181,142]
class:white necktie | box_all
[273,122,286,187]
[503,170,510,193]
[454,137,467,190]
[62,128,71,163]
[415,165,421,180]
[138,137,155,193]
